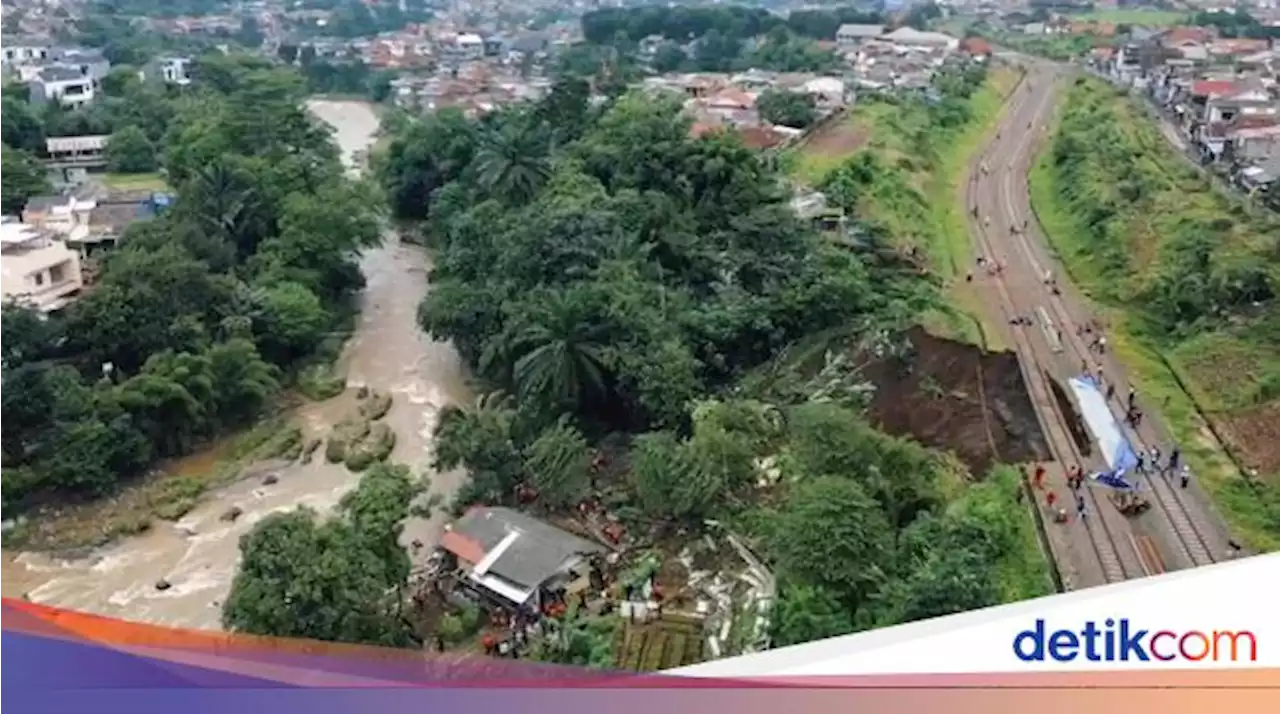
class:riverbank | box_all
[1027,79,1280,551]
[1,99,471,630]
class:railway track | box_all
[963,62,1221,584]
[997,70,1221,573]
[962,61,1223,588]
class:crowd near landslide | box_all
[2,54,380,519]
[1031,77,1280,549]
[374,75,1049,656]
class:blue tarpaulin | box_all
[1093,469,1136,491]
[1068,374,1140,484]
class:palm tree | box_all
[185,160,263,257]
[473,124,551,204]
[512,293,608,413]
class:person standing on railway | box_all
[1106,382,1116,401]
[1167,446,1181,476]
[1076,494,1087,520]
[1135,451,1146,473]
[1180,465,1191,489]
[1149,446,1162,473]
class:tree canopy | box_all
[222,462,423,646]
[1,54,378,515]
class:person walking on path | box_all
[1076,493,1087,521]
[1033,464,1046,489]
[1167,446,1181,476]
[1135,452,1146,474]
[1180,465,1191,489]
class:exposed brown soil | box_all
[798,113,868,158]
[1046,371,1093,459]
[859,327,1051,476]
[1216,400,1280,480]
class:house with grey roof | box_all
[29,65,96,107]
[440,506,605,610]
[836,24,885,52]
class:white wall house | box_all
[0,221,84,313]
[1,37,51,66]
[456,33,485,60]
[30,66,96,107]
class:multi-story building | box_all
[0,220,84,313]
[1,35,51,67]
[29,65,96,107]
[144,56,193,86]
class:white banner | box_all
[673,555,1280,676]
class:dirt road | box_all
[963,61,1237,588]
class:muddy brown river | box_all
[1,100,472,630]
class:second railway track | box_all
[961,62,1222,584]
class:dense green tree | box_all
[2,96,45,152]
[250,281,330,363]
[105,125,158,173]
[757,89,818,129]
[523,416,592,508]
[771,582,856,647]
[764,475,894,611]
[1,304,60,368]
[223,463,422,646]
[1,146,52,214]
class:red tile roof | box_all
[707,87,755,109]
[1163,27,1216,45]
[440,530,486,564]
[961,37,992,56]
[1190,80,1238,98]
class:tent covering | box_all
[1068,374,1139,482]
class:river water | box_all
[0,100,472,631]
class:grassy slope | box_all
[1029,81,1280,551]
[790,67,1022,349]
[1070,9,1186,26]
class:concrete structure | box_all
[881,27,960,51]
[43,135,109,168]
[836,24,885,51]
[1,36,51,67]
[29,65,95,107]
[455,33,485,60]
[145,56,193,86]
[0,220,83,313]
[52,47,110,83]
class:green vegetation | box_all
[1188,10,1280,39]
[805,63,1021,347]
[1,53,379,518]
[1030,77,1280,550]
[758,89,817,129]
[375,65,1050,654]
[222,462,424,646]
[580,6,856,73]
[1070,9,1186,26]
[969,22,1095,61]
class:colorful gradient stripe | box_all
[4,598,1278,714]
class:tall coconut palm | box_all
[473,124,552,204]
[184,160,264,257]
[512,293,608,414]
